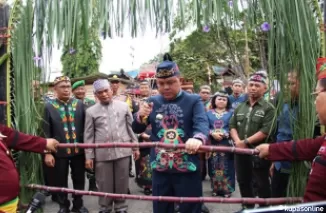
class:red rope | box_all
[56,142,259,155]
[26,184,303,205]
[0,101,7,105]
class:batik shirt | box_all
[132,91,209,173]
[43,98,85,158]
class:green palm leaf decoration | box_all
[1,0,322,205]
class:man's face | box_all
[73,86,86,99]
[199,89,211,101]
[111,80,120,93]
[54,81,71,100]
[151,90,159,96]
[288,73,299,98]
[232,83,243,95]
[156,76,181,100]
[247,81,266,99]
[95,87,113,104]
[315,81,326,125]
[139,84,150,97]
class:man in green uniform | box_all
[72,80,96,107]
[229,71,275,211]
[72,80,97,191]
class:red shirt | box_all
[268,136,326,202]
[0,124,47,205]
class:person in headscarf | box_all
[43,76,88,213]
[84,79,140,213]
[132,53,210,213]
[206,91,235,198]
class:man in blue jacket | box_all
[132,53,209,213]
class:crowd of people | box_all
[0,53,325,213]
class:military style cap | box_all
[72,80,85,91]
[108,75,121,82]
[53,76,70,85]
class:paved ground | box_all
[44,165,241,213]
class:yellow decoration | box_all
[0,197,18,213]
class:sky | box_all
[49,31,171,81]
[50,29,169,81]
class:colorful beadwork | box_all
[50,98,79,154]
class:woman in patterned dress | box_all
[206,91,235,198]
[135,125,153,195]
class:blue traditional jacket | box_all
[132,91,209,173]
[206,109,233,145]
[228,94,247,111]
[274,103,298,173]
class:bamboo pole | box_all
[321,0,326,134]
[26,185,303,205]
[55,142,259,155]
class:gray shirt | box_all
[84,100,138,161]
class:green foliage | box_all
[258,0,320,197]
[165,13,266,87]
[61,31,102,78]
[10,0,45,206]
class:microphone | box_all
[25,192,46,213]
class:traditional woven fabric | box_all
[156,61,180,79]
[248,71,267,84]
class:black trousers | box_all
[199,153,207,180]
[54,154,85,209]
[271,168,290,197]
[235,154,271,209]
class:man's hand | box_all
[44,154,55,167]
[138,102,153,117]
[85,159,94,170]
[140,133,150,141]
[205,152,212,159]
[185,138,202,154]
[46,138,59,152]
[234,140,247,148]
[133,150,140,160]
[255,143,270,159]
[212,132,223,141]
